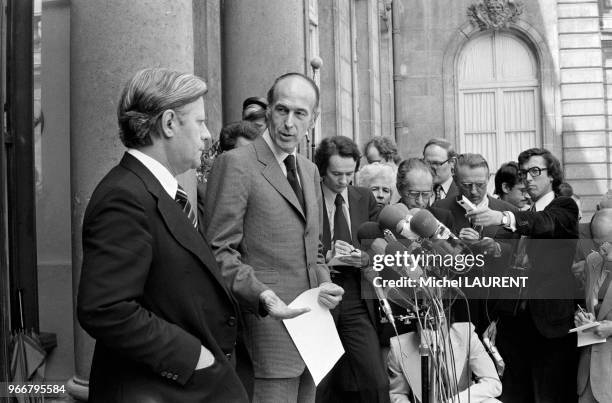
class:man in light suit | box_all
[77,68,248,402]
[388,322,502,403]
[205,73,344,403]
[575,209,612,403]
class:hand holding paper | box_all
[282,288,345,385]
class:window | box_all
[457,31,541,170]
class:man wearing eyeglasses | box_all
[396,158,454,228]
[467,148,579,403]
[432,153,517,333]
[422,138,459,203]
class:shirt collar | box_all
[534,190,555,212]
[263,129,296,167]
[322,184,349,211]
[127,149,177,198]
[440,176,454,195]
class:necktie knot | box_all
[334,193,345,207]
[433,184,443,201]
[284,155,297,172]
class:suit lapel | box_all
[597,259,612,320]
[255,138,305,220]
[394,333,423,402]
[348,186,362,247]
[321,193,332,252]
[120,153,234,304]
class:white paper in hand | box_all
[282,288,345,385]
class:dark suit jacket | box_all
[433,195,517,238]
[321,185,380,323]
[443,180,460,201]
[514,196,579,338]
[432,195,517,330]
[77,153,248,402]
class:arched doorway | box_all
[457,31,541,170]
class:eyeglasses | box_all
[459,182,487,191]
[403,191,433,200]
[518,167,548,178]
[426,158,451,169]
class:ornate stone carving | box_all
[467,0,524,31]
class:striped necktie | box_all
[175,185,198,229]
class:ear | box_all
[501,182,511,195]
[308,111,319,131]
[161,109,176,138]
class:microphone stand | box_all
[420,342,430,403]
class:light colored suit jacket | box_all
[577,252,612,402]
[388,322,501,403]
[204,136,330,378]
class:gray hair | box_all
[396,158,433,192]
[118,68,207,148]
[357,163,396,188]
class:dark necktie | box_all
[333,193,352,244]
[433,184,443,202]
[283,155,305,211]
[175,185,198,229]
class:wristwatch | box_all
[500,211,510,226]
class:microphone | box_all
[363,263,396,332]
[410,209,473,272]
[378,204,418,239]
[357,221,384,250]
[384,240,424,281]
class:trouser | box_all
[497,309,577,403]
[253,368,315,403]
[316,271,390,403]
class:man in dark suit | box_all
[468,147,579,403]
[205,73,344,403]
[433,153,517,333]
[423,138,459,203]
[77,68,248,402]
[313,136,388,403]
[395,157,454,229]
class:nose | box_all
[284,111,295,129]
[201,123,212,143]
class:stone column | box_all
[68,1,195,399]
[222,0,306,123]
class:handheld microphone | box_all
[363,264,396,331]
[378,204,418,239]
[410,209,473,272]
[357,221,384,250]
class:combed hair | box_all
[117,68,207,148]
[396,158,433,193]
[357,163,396,188]
[217,121,261,153]
[455,153,489,176]
[423,138,457,159]
[518,148,563,193]
[364,136,401,164]
[494,161,521,196]
[266,72,320,110]
[314,136,361,176]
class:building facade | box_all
[1,0,611,401]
